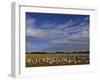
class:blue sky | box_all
[26,12,89,52]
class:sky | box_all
[26,12,89,52]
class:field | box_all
[26,52,89,67]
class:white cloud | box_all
[26,27,47,38]
[26,16,89,52]
[26,42,45,52]
[26,17,89,41]
[26,18,36,28]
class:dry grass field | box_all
[26,52,89,67]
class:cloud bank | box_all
[26,12,89,52]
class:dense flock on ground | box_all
[26,52,89,67]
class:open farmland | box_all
[26,52,89,67]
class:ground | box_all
[26,52,89,67]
